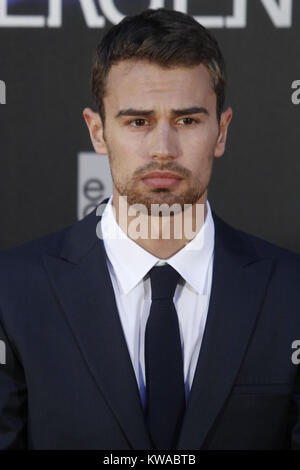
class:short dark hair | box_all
[91,8,227,127]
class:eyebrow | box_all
[114,106,209,119]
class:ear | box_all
[82,107,108,155]
[214,107,233,158]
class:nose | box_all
[148,121,179,161]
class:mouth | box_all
[141,171,183,188]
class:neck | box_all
[111,192,208,259]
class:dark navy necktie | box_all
[144,264,186,450]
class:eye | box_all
[178,117,199,125]
[128,118,148,127]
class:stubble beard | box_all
[106,144,213,217]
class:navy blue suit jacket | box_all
[1,198,300,450]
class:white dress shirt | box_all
[100,195,215,409]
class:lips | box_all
[141,171,183,188]
[142,171,182,180]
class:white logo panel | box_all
[77,152,112,220]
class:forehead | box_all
[104,60,216,109]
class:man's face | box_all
[85,60,232,213]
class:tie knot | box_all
[149,264,181,300]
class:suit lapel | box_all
[42,199,152,450]
[176,211,274,449]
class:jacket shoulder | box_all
[237,226,300,262]
[213,211,300,269]
[0,222,74,273]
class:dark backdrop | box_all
[1,0,300,252]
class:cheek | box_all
[110,127,136,152]
[115,135,144,164]
[182,124,218,149]
[182,133,215,164]
[108,138,139,177]
[183,137,215,178]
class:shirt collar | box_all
[100,195,215,295]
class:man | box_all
[1,7,300,450]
